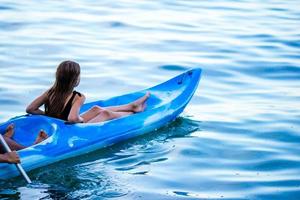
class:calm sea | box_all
[0,0,300,199]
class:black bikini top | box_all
[60,91,81,121]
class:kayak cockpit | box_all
[0,115,60,148]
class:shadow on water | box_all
[159,64,189,71]
[0,5,14,11]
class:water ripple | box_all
[0,0,300,199]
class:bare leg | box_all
[80,106,105,122]
[34,130,49,144]
[87,110,133,123]
[80,92,150,123]
[4,124,14,138]
[0,124,26,152]
[106,92,150,113]
[81,105,133,122]
[0,136,26,152]
[0,132,48,152]
[80,92,150,122]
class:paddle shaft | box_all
[0,134,32,184]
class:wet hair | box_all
[45,60,80,118]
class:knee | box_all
[99,109,112,118]
[91,106,103,114]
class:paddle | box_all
[0,134,32,184]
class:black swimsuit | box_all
[60,91,81,121]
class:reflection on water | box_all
[1,0,300,199]
[0,183,71,199]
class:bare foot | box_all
[34,130,49,144]
[132,92,150,113]
[4,124,15,138]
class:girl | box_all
[26,60,150,123]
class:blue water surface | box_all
[0,0,300,199]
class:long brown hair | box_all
[45,60,80,118]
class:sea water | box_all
[0,0,299,199]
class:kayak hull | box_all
[0,68,201,180]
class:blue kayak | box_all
[0,68,201,180]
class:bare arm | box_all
[67,94,86,123]
[26,90,48,115]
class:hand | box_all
[5,151,20,164]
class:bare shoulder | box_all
[76,92,85,99]
[74,92,86,103]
